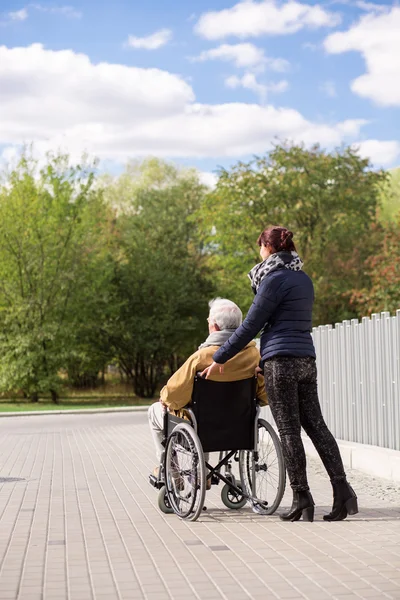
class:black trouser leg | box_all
[264,359,309,492]
[298,360,346,483]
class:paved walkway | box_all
[0,412,399,600]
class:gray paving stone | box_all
[0,412,400,600]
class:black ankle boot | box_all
[323,480,358,522]
[280,490,315,522]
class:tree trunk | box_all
[50,389,59,404]
[132,355,162,398]
[30,392,39,403]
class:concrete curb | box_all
[0,406,151,418]
[260,406,400,483]
[303,436,400,483]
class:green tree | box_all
[350,218,400,315]
[200,143,387,325]
[101,158,213,397]
[0,151,110,400]
[379,168,400,222]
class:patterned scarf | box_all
[248,251,304,293]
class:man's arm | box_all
[159,353,200,411]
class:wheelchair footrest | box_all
[149,474,164,490]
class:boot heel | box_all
[345,497,358,515]
[291,511,302,522]
[302,506,314,522]
[280,490,315,522]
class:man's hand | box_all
[255,366,262,376]
[200,361,224,379]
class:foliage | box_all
[100,158,214,397]
[0,146,396,401]
[0,151,111,400]
[199,143,388,325]
[350,218,400,315]
[379,168,400,222]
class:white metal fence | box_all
[260,310,400,451]
[312,310,400,451]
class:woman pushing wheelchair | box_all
[201,226,358,523]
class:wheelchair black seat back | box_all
[191,375,257,453]
[150,374,286,521]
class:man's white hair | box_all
[208,298,243,330]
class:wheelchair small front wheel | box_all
[221,483,247,510]
[158,485,173,514]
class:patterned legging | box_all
[264,356,346,492]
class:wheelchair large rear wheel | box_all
[239,418,286,515]
[164,422,206,521]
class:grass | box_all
[57,381,140,398]
[0,398,152,412]
[0,378,157,411]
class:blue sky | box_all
[1,0,399,181]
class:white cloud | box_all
[126,29,172,50]
[324,7,400,106]
[266,80,289,94]
[226,73,288,102]
[318,0,385,11]
[336,119,367,136]
[193,43,289,71]
[2,4,82,22]
[303,42,318,51]
[0,145,20,165]
[320,80,337,97]
[31,4,82,18]
[198,171,218,188]
[194,0,341,40]
[352,140,400,166]
[8,8,28,20]
[226,73,268,101]
[355,1,387,14]
[0,43,370,164]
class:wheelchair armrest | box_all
[162,405,169,439]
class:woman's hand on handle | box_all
[200,361,224,379]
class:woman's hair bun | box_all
[281,229,293,241]
[257,226,296,253]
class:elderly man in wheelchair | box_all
[148,298,286,521]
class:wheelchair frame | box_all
[149,401,286,521]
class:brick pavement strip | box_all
[0,413,399,600]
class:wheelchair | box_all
[149,374,286,522]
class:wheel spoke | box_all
[239,419,286,515]
[164,422,206,521]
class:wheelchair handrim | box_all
[164,423,206,520]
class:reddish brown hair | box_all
[257,226,296,253]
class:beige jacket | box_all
[160,341,267,412]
